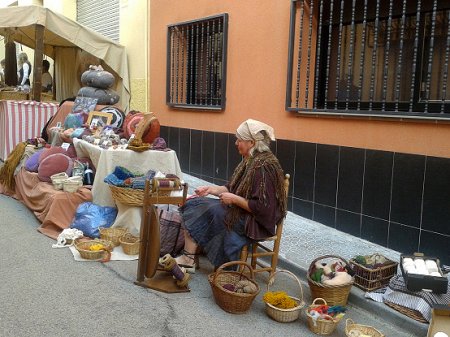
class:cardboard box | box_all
[400,253,448,294]
[427,304,450,337]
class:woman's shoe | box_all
[175,250,198,274]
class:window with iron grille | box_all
[167,14,228,110]
[286,0,450,119]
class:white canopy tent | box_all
[0,5,130,110]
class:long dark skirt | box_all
[179,197,251,268]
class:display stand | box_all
[134,178,188,293]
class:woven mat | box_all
[69,245,138,261]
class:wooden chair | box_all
[240,174,290,282]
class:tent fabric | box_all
[0,5,130,110]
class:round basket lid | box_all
[100,106,126,128]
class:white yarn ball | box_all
[434,332,449,337]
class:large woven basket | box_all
[345,318,385,337]
[208,261,260,314]
[305,298,341,335]
[74,239,114,260]
[119,233,140,255]
[307,255,354,306]
[99,227,128,247]
[264,270,305,322]
[109,185,145,206]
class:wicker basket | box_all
[349,254,398,292]
[305,298,341,335]
[345,318,385,337]
[119,233,140,255]
[0,91,29,100]
[63,176,83,193]
[109,184,173,206]
[99,227,128,247]
[208,261,260,314]
[74,239,114,260]
[307,255,354,306]
[264,270,305,322]
[50,172,68,190]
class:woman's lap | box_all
[180,197,250,267]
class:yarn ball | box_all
[25,149,44,172]
[38,153,74,182]
[100,106,125,128]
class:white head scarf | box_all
[236,119,275,142]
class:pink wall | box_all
[150,0,450,158]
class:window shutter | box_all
[77,0,120,42]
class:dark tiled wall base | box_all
[161,126,450,265]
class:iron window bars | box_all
[286,0,450,119]
[167,14,229,110]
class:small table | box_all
[73,138,183,207]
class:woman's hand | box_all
[195,185,229,197]
[194,186,211,196]
[219,192,235,206]
[219,192,252,213]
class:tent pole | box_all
[32,24,44,102]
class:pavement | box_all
[0,170,430,336]
[182,173,430,336]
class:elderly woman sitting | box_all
[175,119,287,272]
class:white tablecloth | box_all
[0,100,59,160]
[73,138,183,207]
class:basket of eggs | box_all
[263,270,305,322]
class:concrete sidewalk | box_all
[182,173,429,335]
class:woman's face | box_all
[235,137,254,157]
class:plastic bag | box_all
[70,202,117,238]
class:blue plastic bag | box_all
[70,202,117,238]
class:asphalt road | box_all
[0,193,424,337]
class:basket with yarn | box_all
[119,232,140,255]
[74,238,114,261]
[345,318,385,337]
[305,298,346,335]
[263,270,305,322]
[307,254,354,306]
[208,261,260,314]
[99,227,128,247]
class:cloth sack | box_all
[157,205,185,257]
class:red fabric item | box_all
[38,153,73,182]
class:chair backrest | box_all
[274,173,290,237]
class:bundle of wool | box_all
[0,142,26,191]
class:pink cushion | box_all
[39,147,66,164]
[38,153,74,182]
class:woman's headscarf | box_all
[236,119,275,142]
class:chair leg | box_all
[239,244,249,272]
[250,243,258,270]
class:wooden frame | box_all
[86,111,112,128]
